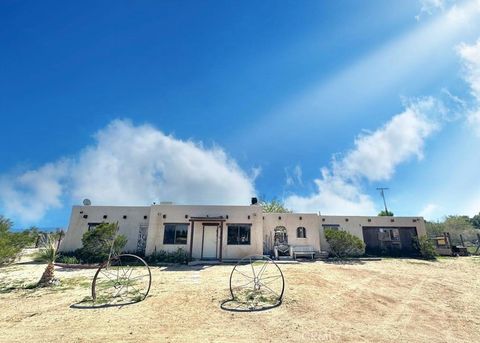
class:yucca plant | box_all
[36,234,58,287]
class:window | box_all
[297,227,307,238]
[378,228,400,242]
[87,222,102,231]
[322,224,340,231]
[227,225,251,245]
[163,224,188,244]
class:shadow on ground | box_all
[322,258,371,265]
[70,299,145,310]
[150,264,214,272]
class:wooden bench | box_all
[290,245,315,260]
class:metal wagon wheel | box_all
[221,255,284,312]
[92,254,152,304]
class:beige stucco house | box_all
[60,200,427,260]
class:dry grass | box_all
[1,254,479,343]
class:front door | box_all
[136,224,148,256]
[202,225,218,259]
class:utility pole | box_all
[376,187,389,214]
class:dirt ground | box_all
[1,251,479,343]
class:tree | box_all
[324,228,365,258]
[260,199,291,213]
[0,216,14,235]
[426,215,478,245]
[79,222,127,263]
[36,234,58,286]
[443,215,477,244]
[0,216,35,266]
[378,210,394,216]
[425,220,445,237]
[471,212,480,230]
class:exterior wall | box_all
[145,204,263,259]
[319,215,427,240]
[59,206,150,252]
[60,203,427,258]
[263,213,323,252]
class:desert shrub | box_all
[35,234,59,287]
[0,216,36,266]
[324,228,365,258]
[146,248,190,264]
[413,236,437,260]
[79,223,127,263]
[34,235,58,263]
[56,255,80,264]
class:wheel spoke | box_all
[256,261,269,279]
[124,267,134,296]
[249,257,256,279]
[258,281,280,298]
[233,268,254,280]
[93,254,151,303]
[234,301,246,309]
[259,275,282,285]
[232,279,254,290]
[118,259,128,280]
[100,269,117,283]
[128,274,151,281]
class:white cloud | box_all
[466,109,480,135]
[457,38,480,135]
[71,120,256,205]
[0,120,256,224]
[416,0,448,20]
[336,98,442,182]
[251,166,262,181]
[285,168,376,215]
[418,203,439,220]
[458,38,480,100]
[285,165,303,187]
[0,160,70,223]
[293,165,303,186]
[285,99,442,215]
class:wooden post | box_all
[219,221,224,262]
[189,221,195,260]
[444,232,450,249]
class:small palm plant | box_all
[36,234,59,287]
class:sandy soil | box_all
[1,252,479,343]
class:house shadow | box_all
[322,258,372,265]
[150,264,214,272]
[295,258,318,264]
[55,268,88,273]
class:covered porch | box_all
[189,216,226,261]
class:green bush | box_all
[324,228,365,258]
[79,222,127,263]
[146,248,190,264]
[413,236,437,260]
[57,255,80,264]
[0,216,36,266]
[33,234,58,263]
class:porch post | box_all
[219,221,224,262]
[189,221,195,260]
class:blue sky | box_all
[1,0,480,229]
